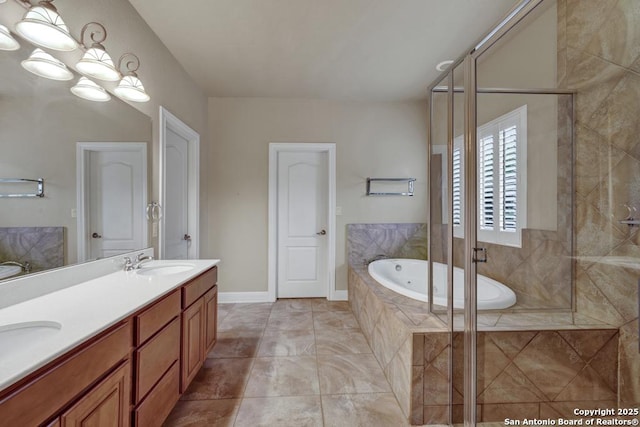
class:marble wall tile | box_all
[423,405,449,425]
[540,401,617,419]
[512,332,585,400]
[482,403,539,422]
[558,329,618,360]
[478,363,547,404]
[619,319,640,406]
[583,0,640,70]
[372,307,410,367]
[346,223,427,267]
[564,48,627,124]
[411,366,424,425]
[554,365,616,401]
[0,227,64,272]
[565,0,618,51]
[383,336,412,417]
[575,267,626,326]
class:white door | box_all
[164,128,189,259]
[87,149,145,259]
[277,151,328,298]
[159,107,200,260]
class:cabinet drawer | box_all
[135,290,180,345]
[61,361,131,427]
[134,361,180,427]
[0,321,131,427]
[135,317,180,403]
[182,267,217,308]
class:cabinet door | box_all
[204,286,218,354]
[181,298,204,392]
[61,361,131,427]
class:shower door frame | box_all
[427,0,577,424]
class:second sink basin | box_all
[0,321,62,355]
[135,264,195,276]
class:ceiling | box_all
[128,0,519,101]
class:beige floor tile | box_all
[244,356,320,397]
[321,393,410,427]
[181,358,253,400]
[234,396,323,427]
[313,310,360,329]
[163,399,240,427]
[271,298,313,312]
[208,331,262,358]
[315,327,372,355]
[311,299,351,312]
[318,354,391,394]
[257,329,316,356]
[266,311,314,330]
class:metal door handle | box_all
[184,234,192,241]
[316,230,326,235]
[92,232,102,239]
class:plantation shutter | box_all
[479,133,495,230]
[452,145,462,227]
[499,124,518,232]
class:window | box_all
[448,105,527,247]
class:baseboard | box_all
[219,291,273,303]
[220,290,347,303]
[330,290,348,301]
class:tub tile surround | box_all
[347,223,428,266]
[0,227,64,273]
[349,266,620,424]
[559,0,640,408]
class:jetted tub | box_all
[367,258,516,310]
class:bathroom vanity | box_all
[0,256,219,427]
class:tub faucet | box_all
[0,260,31,273]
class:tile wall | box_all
[558,0,640,407]
[346,223,428,267]
[0,227,64,274]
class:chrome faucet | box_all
[0,260,32,273]
[123,253,154,271]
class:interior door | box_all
[164,127,189,259]
[88,149,145,259]
[277,151,328,298]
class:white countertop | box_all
[0,259,219,392]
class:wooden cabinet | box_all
[204,286,218,352]
[60,361,131,427]
[180,266,218,392]
[181,298,205,391]
[0,322,131,427]
[0,265,219,427]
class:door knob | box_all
[316,230,326,235]
[184,234,192,241]
[92,232,102,239]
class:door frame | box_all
[268,142,336,301]
[159,106,200,259]
[76,142,148,263]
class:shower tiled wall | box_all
[346,223,428,266]
[558,0,640,407]
[0,227,64,273]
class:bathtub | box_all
[367,258,516,310]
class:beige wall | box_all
[207,97,427,293]
[0,0,209,257]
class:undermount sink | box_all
[135,264,195,276]
[0,265,22,280]
[0,321,62,351]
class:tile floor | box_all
[164,298,411,427]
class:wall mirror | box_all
[0,32,152,282]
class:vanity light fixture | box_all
[75,22,119,81]
[114,53,150,102]
[71,76,111,102]
[0,25,20,51]
[15,0,77,52]
[21,48,73,80]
